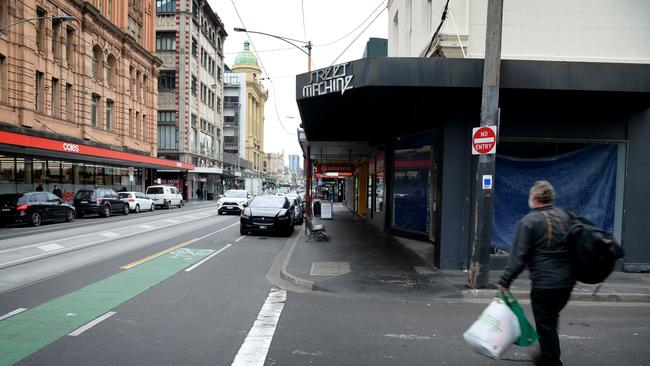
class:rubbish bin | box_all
[313,200,321,216]
[207,193,214,200]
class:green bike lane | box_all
[0,221,289,366]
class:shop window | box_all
[15,158,26,185]
[91,94,100,127]
[80,164,94,185]
[0,156,14,184]
[51,77,60,117]
[47,161,62,184]
[33,159,47,186]
[392,132,434,234]
[62,162,74,185]
[35,71,44,113]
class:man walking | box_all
[497,180,575,366]
[52,185,63,199]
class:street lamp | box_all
[233,27,312,72]
[1,15,76,32]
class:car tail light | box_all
[16,204,29,211]
[127,198,135,202]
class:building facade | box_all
[0,0,192,199]
[288,154,300,174]
[155,0,227,200]
[388,0,650,62]
[262,152,285,188]
[230,41,267,172]
[297,1,650,271]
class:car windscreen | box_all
[224,190,247,198]
[0,194,24,205]
[75,191,94,200]
[147,187,164,194]
[249,196,286,208]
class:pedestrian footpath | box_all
[282,203,650,303]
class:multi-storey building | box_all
[0,0,192,198]
[222,69,250,190]
[230,41,267,172]
[262,152,284,188]
[288,154,300,174]
[154,0,227,200]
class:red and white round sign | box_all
[471,126,497,155]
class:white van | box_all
[145,185,183,209]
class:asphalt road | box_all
[0,208,648,366]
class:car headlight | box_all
[241,212,250,219]
[277,215,290,220]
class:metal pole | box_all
[307,41,312,72]
[468,0,503,289]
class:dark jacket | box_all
[499,206,576,290]
[53,188,63,198]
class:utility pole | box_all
[468,0,503,289]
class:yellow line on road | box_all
[120,238,199,269]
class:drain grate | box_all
[310,262,351,276]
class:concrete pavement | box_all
[280,203,650,302]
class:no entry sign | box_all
[471,126,497,155]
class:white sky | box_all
[208,0,388,165]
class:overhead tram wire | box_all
[229,0,295,136]
[315,0,387,48]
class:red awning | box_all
[0,131,194,170]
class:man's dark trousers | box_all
[530,287,573,366]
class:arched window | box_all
[92,45,104,81]
[106,54,117,87]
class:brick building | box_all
[0,0,192,198]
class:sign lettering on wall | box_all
[302,62,353,98]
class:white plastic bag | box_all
[463,297,521,359]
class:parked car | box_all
[217,189,250,215]
[74,188,130,218]
[286,196,304,225]
[240,195,295,236]
[146,185,183,209]
[0,192,76,227]
[118,192,155,213]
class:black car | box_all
[0,192,76,227]
[74,188,130,218]
[240,195,295,236]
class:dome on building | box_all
[233,41,258,67]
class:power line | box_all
[316,0,387,47]
[329,1,388,66]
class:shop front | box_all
[0,131,194,202]
[297,57,650,271]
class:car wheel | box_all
[177,201,182,208]
[123,204,130,215]
[150,203,155,212]
[65,210,75,222]
[134,204,140,213]
[240,226,247,235]
[165,200,171,210]
[100,205,111,218]
[29,212,42,227]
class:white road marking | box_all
[37,243,63,252]
[138,224,154,229]
[164,219,179,224]
[184,244,232,272]
[184,215,198,220]
[383,334,431,340]
[231,288,286,366]
[100,232,119,238]
[68,311,116,336]
[0,308,27,321]
[235,236,246,243]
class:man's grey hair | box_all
[530,180,555,204]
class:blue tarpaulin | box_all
[492,144,617,251]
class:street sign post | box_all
[472,126,497,155]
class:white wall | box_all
[388,0,650,63]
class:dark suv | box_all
[74,188,130,218]
[0,192,76,227]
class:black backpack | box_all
[563,210,625,284]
